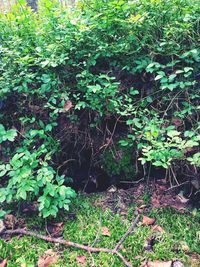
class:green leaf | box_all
[41,60,50,67]
[64,204,70,211]
[168,74,177,81]
[167,84,178,91]
[59,185,66,197]
[184,67,193,73]
[119,140,129,146]
[42,209,51,218]
[0,126,17,143]
[126,119,134,125]
[167,130,181,138]
[0,193,6,203]
[65,188,76,198]
[19,190,27,200]
[155,74,164,81]
[129,89,139,95]
[45,124,52,131]
[44,198,51,208]
[0,209,7,218]
[0,169,8,177]
[175,70,184,74]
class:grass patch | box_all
[1,194,200,267]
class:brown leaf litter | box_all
[76,255,86,265]
[37,249,59,267]
[101,226,111,236]
[93,180,189,215]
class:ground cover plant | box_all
[0,0,199,217]
[0,0,200,265]
[1,191,200,266]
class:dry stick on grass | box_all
[0,215,140,267]
[114,215,140,251]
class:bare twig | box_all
[120,178,144,185]
[57,159,76,172]
[114,215,140,251]
[2,229,112,252]
[0,215,140,267]
[92,212,102,247]
[170,166,180,186]
[165,181,189,192]
[115,251,133,267]
[88,251,96,267]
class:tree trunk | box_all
[26,0,37,11]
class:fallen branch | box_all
[114,215,139,251]
[164,181,189,192]
[120,178,144,185]
[0,215,140,267]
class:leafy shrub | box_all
[0,0,199,217]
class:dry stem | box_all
[0,215,140,267]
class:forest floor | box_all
[1,181,200,267]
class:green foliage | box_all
[0,0,199,217]
[139,128,199,169]
[0,124,17,143]
[102,146,136,179]
[76,73,120,115]
[0,239,14,261]
[187,152,200,167]
[0,150,76,218]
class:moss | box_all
[101,145,136,180]
[1,195,200,266]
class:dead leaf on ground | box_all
[136,204,148,214]
[107,185,117,193]
[76,255,86,265]
[158,185,168,191]
[189,253,200,267]
[142,216,156,226]
[152,225,165,233]
[120,211,128,216]
[176,194,189,204]
[151,195,161,208]
[139,205,147,209]
[146,260,172,267]
[63,100,73,111]
[150,182,189,211]
[0,259,7,267]
[157,179,167,185]
[4,214,16,229]
[180,241,190,252]
[101,226,111,236]
[37,256,57,267]
[191,253,199,260]
[17,218,26,228]
[37,249,58,267]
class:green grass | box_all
[1,194,200,267]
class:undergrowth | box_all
[1,194,200,266]
[0,0,199,217]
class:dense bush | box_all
[0,0,199,217]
